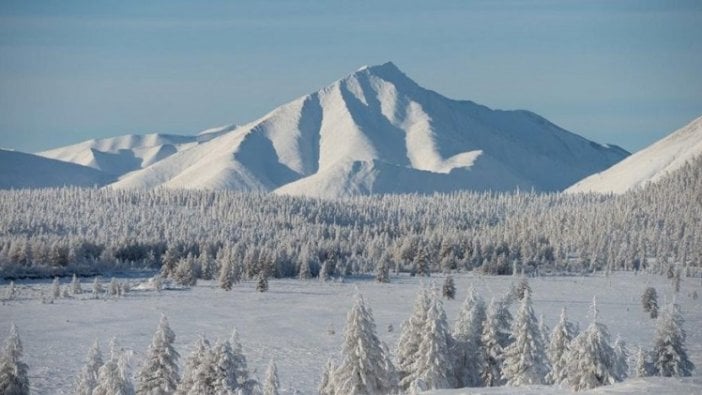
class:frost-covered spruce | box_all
[52,276,61,299]
[228,328,257,392]
[409,290,455,390]
[0,323,30,395]
[92,277,103,299]
[5,281,16,301]
[93,338,134,395]
[136,315,180,394]
[513,276,531,301]
[176,336,210,395]
[651,303,694,377]
[452,287,485,387]
[318,358,336,395]
[442,275,456,300]
[298,258,312,280]
[538,313,550,348]
[566,297,618,390]
[262,359,280,395]
[74,340,103,395]
[502,290,549,385]
[256,271,269,292]
[641,287,658,319]
[109,277,119,297]
[612,335,629,381]
[332,292,398,394]
[319,261,331,283]
[173,254,197,287]
[396,287,430,388]
[71,274,82,295]
[546,307,577,384]
[480,298,507,387]
[635,347,649,377]
[218,248,236,291]
[375,256,390,283]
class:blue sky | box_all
[0,1,700,153]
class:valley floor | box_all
[1,271,700,394]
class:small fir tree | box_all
[92,277,103,299]
[136,315,180,394]
[74,340,103,395]
[332,292,398,394]
[0,324,30,395]
[176,336,210,394]
[52,277,61,299]
[396,287,430,389]
[71,274,82,294]
[641,287,658,319]
[502,290,549,385]
[442,275,456,300]
[263,359,280,395]
[452,287,485,387]
[480,298,506,387]
[651,303,694,377]
[546,307,577,384]
[256,271,269,292]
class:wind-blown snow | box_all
[0,149,113,189]
[566,116,702,194]
[105,62,627,197]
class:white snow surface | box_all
[95,62,627,197]
[566,116,702,194]
[0,148,113,189]
[1,272,700,394]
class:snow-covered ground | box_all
[1,272,700,394]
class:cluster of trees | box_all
[320,281,694,394]
[3,275,134,303]
[3,317,281,395]
[0,156,700,280]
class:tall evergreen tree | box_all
[71,274,82,295]
[136,315,180,394]
[651,303,694,377]
[318,358,336,395]
[612,335,629,381]
[93,338,134,395]
[332,292,398,394]
[566,297,619,390]
[74,340,103,395]
[262,359,280,395]
[502,290,549,385]
[546,307,577,384]
[396,287,430,389]
[0,323,29,395]
[442,275,456,300]
[176,336,211,395]
[452,287,485,387]
[409,291,455,390]
[480,298,507,387]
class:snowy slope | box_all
[566,116,702,194]
[38,127,234,177]
[109,62,627,197]
[0,149,113,189]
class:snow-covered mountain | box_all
[566,116,702,194]
[38,126,236,177]
[0,149,113,189]
[104,62,626,197]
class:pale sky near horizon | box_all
[0,0,700,153]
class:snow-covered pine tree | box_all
[546,307,577,384]
[0,323,29,395]
[414,247,430,277]
[332,292,398,394]
[452,287,485,387]
[228,328,257,392]
[176,336,210,395]
[71,274,82,294]
[318,358,336,395]
[136,315,180,394]
[219,251,235,291]
[256,271,269,292]
[74,340,103,395]
[319,261,331,283]
[187,344,217,394]
[613,335,629,381]
[502,289,549,385]
[5,281,16,301]
[173,254,197,287]
[210,338,239,393]
[442,275,456,300]
[263,359,280,395]
[513,276,531,301]
[565,297,618,390]
[651,303,694,377]
[93,338,134,395]
[375,255,390,283]
[480,298,506,387]
[92,277,102,299]
[641,287,658,319]
[52,277,60,299]
[409,290,455,390]
[396,287,430,389]
[635,347,649,377]
[538,313,550,348]
[298,258,312,280]
[109,277,119,297]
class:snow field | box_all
[1,271,700,394]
